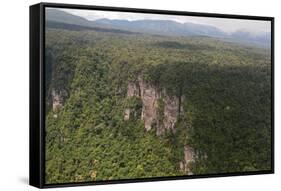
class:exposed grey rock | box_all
[125,77,195,174]
[127,82,140,97]
[124,76,184,134]
[139,77,160,131]
[180,145,195,174]
[124,108,130,121]
[51,89,67,112]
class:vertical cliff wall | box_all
[180,145,195,175]
[124,77,194,174]
[124,77,183,135]
[51,89,68,115]
[138,77,160,131]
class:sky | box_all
[56,8,271,35]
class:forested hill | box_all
[46,20,138,34]
[45,20,271,183]
[46,9,271,47]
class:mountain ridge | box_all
[46,9,270,47]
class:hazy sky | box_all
[56,8,271,35]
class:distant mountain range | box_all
[46,9,270,47]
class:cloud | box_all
[54,8,271,35]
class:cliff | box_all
[124,77,194,174]
[51,89,68,116]
[52,90,63,111]
[180,145,195,174]
[124,77,184,135]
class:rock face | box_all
[180,145,195,175]
[124,108,131,121]
[124,82,141,121]
[161,93,182,135]
[139,77,160,131]
[52,90,66,112]
[124,78,194,173]
[127,82,140,97]
[124,77,183,135]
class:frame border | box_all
[30,2,275,188]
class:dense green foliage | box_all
[45,26,271,184]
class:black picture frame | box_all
[30,2,274,189]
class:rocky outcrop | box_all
[158,93,183,135]
[52,90,63,111]
[139,77,161,131]
[127,82,140,97]
[179,145,195,175]
[125,77,195,174]
[123,82,141,121]
[124,77,184,135]
[52,90,67,112]
[124,108,131,121]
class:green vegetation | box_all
[45,26,271,184]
